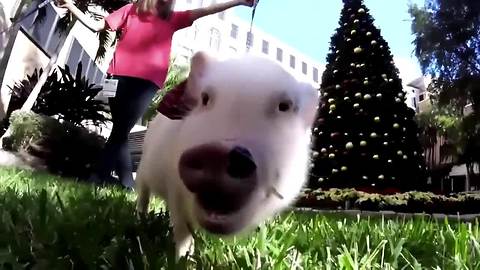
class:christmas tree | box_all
[309,0,427,191]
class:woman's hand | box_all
[54,0,74,9]
[237,0,255,7]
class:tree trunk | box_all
[0,0,27,119]
[466,162,473,192]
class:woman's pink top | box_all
[105,4,194,88]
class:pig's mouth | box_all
[195,190,252,235]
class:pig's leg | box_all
[135,176,151,214]
[169,196,194,260]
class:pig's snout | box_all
[178,143,258,214]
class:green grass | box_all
[1,167,480,269]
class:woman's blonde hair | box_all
[135,0,173,18]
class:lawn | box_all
[1,167,480,269]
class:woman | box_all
[56,0,254,188]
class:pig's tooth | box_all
[267,187,284,200]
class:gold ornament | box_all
[354,47,363,53]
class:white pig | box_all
[135,51,319,259]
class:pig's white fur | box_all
[135,51,319,259]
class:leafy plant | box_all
[142,60,189,125]
[32,62,110,128]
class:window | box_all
[313,67,319,83]
[66,38,104,84]
[419,94,425,101]
[290,55,296,69]
[276,48,283,62]
[302,62,308,75]
[209,27,221,51]
[186,0,192,3]
[262,40,269,54]
[218,11,225,20]
[19,3,67,56]
[66,39,83,75]
[230,24,238,39]
[246,32,254,47]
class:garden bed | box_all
[296,188,480,215]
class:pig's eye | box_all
[278,100,292,112]
[201,92,210,106]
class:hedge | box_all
[296,188,480,214]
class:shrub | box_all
[5,111,106,179]
[1,62,110,135]
[0,68,43,136]
[296,188,480,214]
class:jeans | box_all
[95,75,157,187]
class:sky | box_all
[231,0,426,84]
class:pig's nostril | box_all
[227,146,256,179]
[185,158,203,170]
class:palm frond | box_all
[95,30,114,63]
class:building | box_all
[171,0,323,88]
[405,75,432,113]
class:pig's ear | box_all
[298,82,320,127]
[188,51,211,83]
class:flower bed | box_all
[296,188,480,214]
